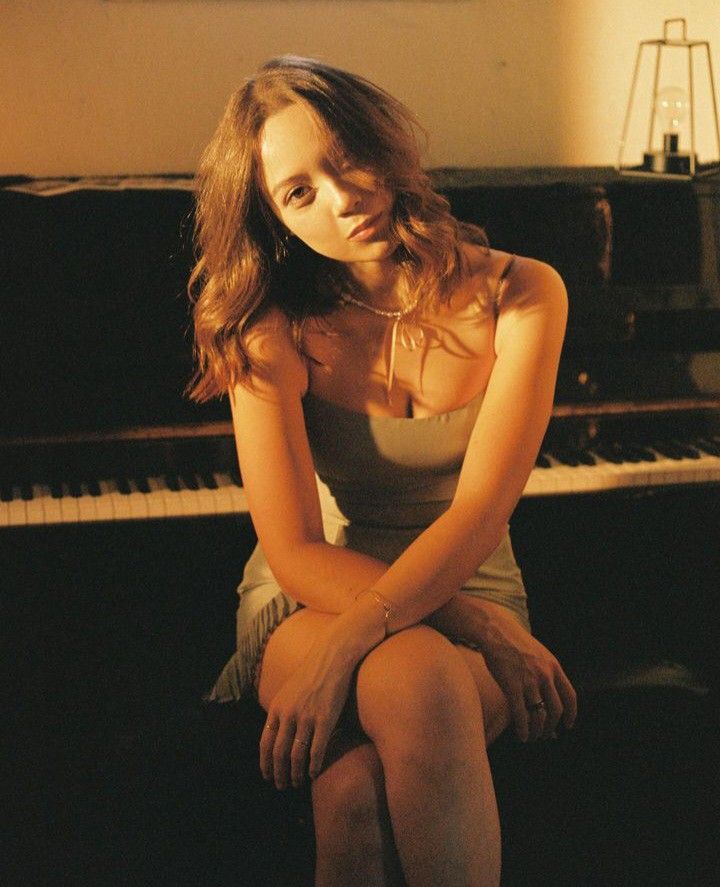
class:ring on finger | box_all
[526,699,546,713]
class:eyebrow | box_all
[270,174,307,200]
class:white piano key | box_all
[7,487,27,526]
[76,483,99,522]
[26,484,49,525]
[146,476,168,518]
[40,486,63,525]
[99,478,131,521]
[193,475,219,515]
[126,480,149,520]
[208,473,239,513]
[175,477,202,517]
[96,480,118,521]
[161,478,182,516]
[59,485,80,523]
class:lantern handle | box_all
[664,18,687,43]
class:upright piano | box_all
[2,170,719,886]
[1,171,719,683]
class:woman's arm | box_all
[228,309,390,615]
[236,259,565,635]
[355,257,568,629]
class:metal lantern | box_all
[618,18,720,179]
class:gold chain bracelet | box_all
[355,588,395,637]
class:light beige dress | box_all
[208,384,530,702]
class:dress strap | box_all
[493,254,516,315]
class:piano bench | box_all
[101,681,719,887]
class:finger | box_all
[526,705,547,741]
[538,676,564,736]
[259,716,279,781]
[524,689,547,741]
[508,690,530,743]
[556,669,578,729]
[272,719,296,789]
[309,718,333,780]
[290,724,313,788]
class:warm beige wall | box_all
[2,0,719,176]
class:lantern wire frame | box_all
[618,18,720,179]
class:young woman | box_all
[190,55,577,887]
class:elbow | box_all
[447,499,509,556]
[261,540,309,600]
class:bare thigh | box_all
[256,607,336,711]
[257,608,511,746]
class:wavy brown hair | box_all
[187,55,487,402]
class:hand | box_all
[259,629,363,790]
[478,608,577,742]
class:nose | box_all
[328,174,362,215]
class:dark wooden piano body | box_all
[3,171,719,886]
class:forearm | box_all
[425,594,513,648]
[276,540,388,612]
[280,504,506,633]
[367,502,507,632]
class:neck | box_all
[343,258,404,310]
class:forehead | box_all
[259,102,332,194]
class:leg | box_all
[311,733,405,887]
[356,626,502,887]
[258,609,403,887]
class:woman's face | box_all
[258,102,395,266]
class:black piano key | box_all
[201,472,219,490]
[535,454,552,469]
[67,479,84,497]
[616,444,644,464]
[670,440,701,460]
[116,477,132,495]
[181,473,200,491]
[0,484,13,502]
[133,476,151,494]
[653,442,685,460]
[87,479,102,497]
[629,445,657,462]
[696,437,720,457]
[230,469,243,486]
[164,474,181,492]
[552,448,581,467]
[577,451,596,465]
[593,442,624,464]
[50,481,64,499]
[20,483,34,501]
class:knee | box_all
[312,742,385,837]
[356,626,483,745]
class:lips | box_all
[347,212,384,240]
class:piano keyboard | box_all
[0,472,248,528]
[1,438,719,527]
[524,438,720,497]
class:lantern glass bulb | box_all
[655,86,689,135]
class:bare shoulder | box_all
[494,256,568,354]
[236,305,309,398]
[499,255,567,317]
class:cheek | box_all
[288,215,334,248]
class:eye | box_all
[285,184,313,206]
